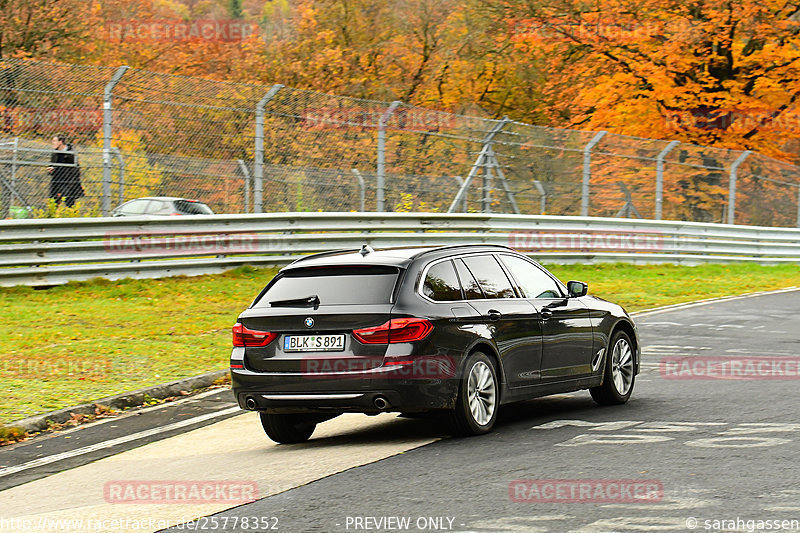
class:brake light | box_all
[353,318,433,344]
[232,323,278,347]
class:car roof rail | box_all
[409,243,513,260]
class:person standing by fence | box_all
[47,133,84,207]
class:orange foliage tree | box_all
[496,0,800,220]
[502,0,800,156]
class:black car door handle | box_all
[541,309,553,319]
[487,309,502,321]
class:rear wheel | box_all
[448,352,498,436]
[259,412,318,444]
[590,330,635,405]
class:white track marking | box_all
[633,286,800,318]
[0,406,241,478]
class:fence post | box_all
[453,176,467,212]
[8,137,18,217]
[533,179,547,215]
[483,144,494,213]
[237,160,251,214]
[655,140,680,220]
[254,84,284,214]
[581,131,607,217]
[448,119,509,213]
[796,186,800,229]
[377,101,402,212]
[727,150,751,225]
[351,169,366,212]
[111,147,124,206]
[11,137,18,187]
[102,66,128,217]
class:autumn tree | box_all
[500,0,800,155]
[0,0,96,61]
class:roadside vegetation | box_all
[1,262,799,425]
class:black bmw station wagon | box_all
[231,244,639,443]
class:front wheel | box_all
[590,330,635,405]
[448,352,499,436]
[259,412,317,444]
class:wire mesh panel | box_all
[1,57,799,226]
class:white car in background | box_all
[111,196,214,216]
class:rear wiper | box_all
[269,295,320,309]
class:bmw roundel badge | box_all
[304,317,314,328]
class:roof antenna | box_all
[359,244,374,256]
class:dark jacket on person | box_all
[49,144,85,205]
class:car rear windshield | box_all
[174,200,213,215]
[253,266,401,307]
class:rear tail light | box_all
[353,318,433,344]
[232,323,278,347]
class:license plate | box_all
[284,334,346,352]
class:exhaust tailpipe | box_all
[373,396,390,410]
[245,396,257,410]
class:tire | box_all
[448,351,499,436]
[259,412,317,444]
[590,330,635,406]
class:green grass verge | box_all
[1,262,799,423]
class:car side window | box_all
[499,254,563,299]
[121,199,150,215]
[461,255,516,299]
[422,260,463,301]
[454,259,484,300]
[146,200,168,214]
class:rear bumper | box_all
[231,366,458,414]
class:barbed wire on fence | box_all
[1,57,799,227]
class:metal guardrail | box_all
[1,213,800,287]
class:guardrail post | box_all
[655,140,680,220]
[111,147,124,206]
[581,131,607,217]
[377,101,401,212]
[102,66,128,217]
[727,150,751,225]
[254,84,284,214]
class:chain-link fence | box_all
[2,57,799,226]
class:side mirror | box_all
[567,280,588,298]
